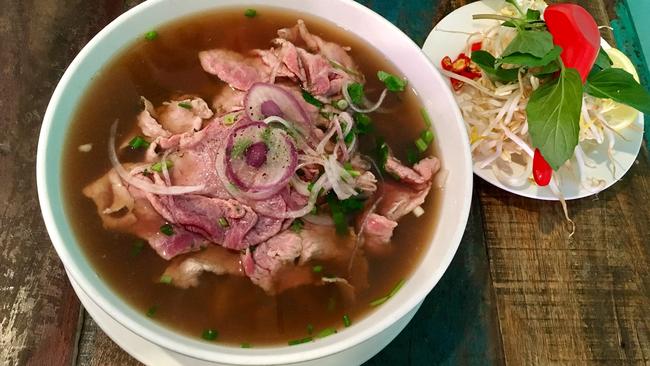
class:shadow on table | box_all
[364,193,503,366]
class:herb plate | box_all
[422,0,644,200]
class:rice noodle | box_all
[342,80,389,113]
[108,121,204,195]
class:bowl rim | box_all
[36,0,473,364]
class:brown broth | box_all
[62,6,441,346]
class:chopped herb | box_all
[342,314,351,327]
[343,162,360,178]
[178,101,192,109]
[307,324,314,334]
[160,224,174,236]
[244,8,257,18]
[316,327,337,338]
[131,240,146,257]
[307,181,315,192]
[376,138,389,172]
[144,30,158,41]
[353,113,372,134]
[146,305,158,317]
[151,160,174,172]
[326,193,348,235]
[290,219,304,233]
[370,279,406,307]
[218,217,229,228]
[421,130,434,144]
[288,337,313,346]
[415,138,428,153]
[302,90,324,108]
[231,138,253,159]
[327,297,336,311]
[334,99,349,110]
[344,131,355,145]
[377,70,407,92]
[420,108,432,128]
[312,265,323,273]
[159,274,173,284]
[347,83,365,105]
[223,113,238,126]
[202,329,218,341]
[407,146,420,165]
[128,136,150,149]
[241,343,252,348]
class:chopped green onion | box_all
[326,193,348,235]
[128,136,150,150]
[343,162,360,178]
[377,70,407,92]
[415,138,428,153]
[202,329,218,341]
[370,279,406,307]
[343,314,351,327]
[178,101,192,109]
[241,343,252,348]
[302,90,324,108]
[327,297,336,311]
[353,113,372,134]
[244,8,257,18]
[223,113,238,126]
[347,83,365,105]
[218,217,229,228]
[407,146,420,165]
[421,130,434,144]
[159,274,173,284]
[344,131,355,145]
[312,265,323,273]
[307,324,314,334]
[420,108,432,127]
[160,224,174,236]
[151,160,174,172]
[334,99,349,110]
[288,337,313,346]
[144,30,158,41]
[316,327,337,338]
[376,138,389,172]
[131,240,146,257]
[146,305,158,317]
[290,219,304,233]
[307,181,315,192]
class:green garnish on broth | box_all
[159,275,173,284]
[202,329,219,341]
[334,99,349,110]
[131,240,146,257]
[288,337,313,346]
[312,265,323,273]
[151,160,174,172]
[244,8,257,18]
[128,136,150,150]
[343,314,351,327]
[377,71,408,92]
[415,138,428,153]
[353,113,372,135]
[159,224,174,236]
[146,305,158,317]
[144,30,158,41]
[178,101,193,109]
[343,162,360,178]
[316,327,337,338]
[301,90,324,108]
[420,108,432,128]
[346,83,365,105]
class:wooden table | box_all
[1,0,648,365]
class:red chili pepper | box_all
[452,58,468,72]
[441,56,453,71]
[544,4,600,83]
[471,41,482,52]
[451,79,464,91]
[533,149,553,186]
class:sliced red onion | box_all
[108,121,204,195]
[245,83,315,142]
[225,121,297,193]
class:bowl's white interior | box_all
[36,0,473,364]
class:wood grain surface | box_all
[0,0,648,365]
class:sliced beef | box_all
[157,98,213,134]
[296,48,331,96]
[211,86,245,116]
[162,245,244,288]
[361,213,397,256]
[385,156,440,190]
[138,97,171,139]
[199,49,268,91]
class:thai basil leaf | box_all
[500,46,562,68]
[471,50,520,82]
[594,47,613,70]
[586,68,650,115]
[526,68,583,170]
[533,60,561,77]
[526,9,541,20]
[502,30,555,59]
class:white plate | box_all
[422,0,645,200]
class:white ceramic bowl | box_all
[36,0,473,365]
